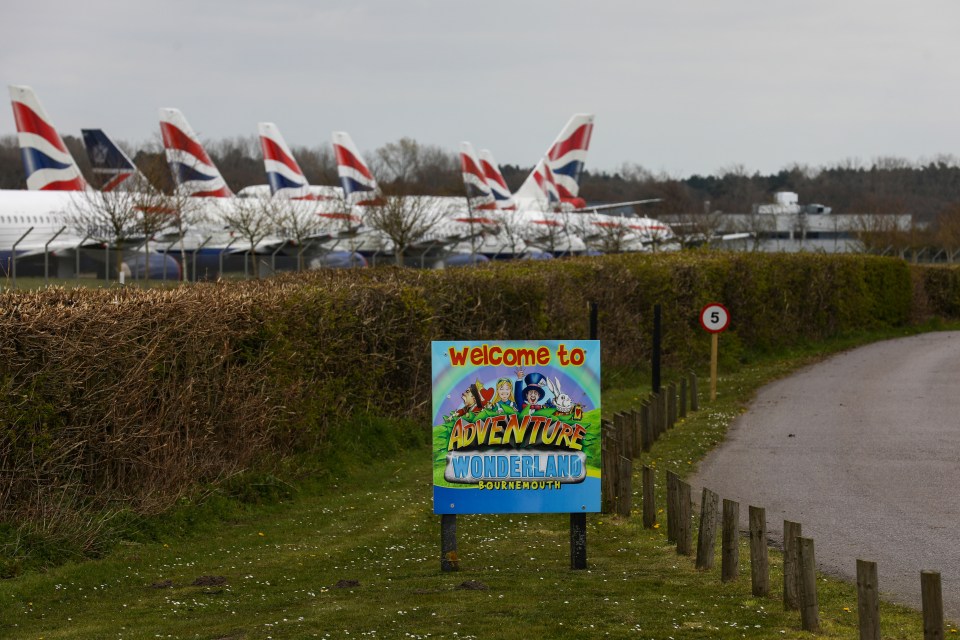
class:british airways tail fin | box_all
[9,85,87,191]
[515,114,594,207]
[516,157,561,212]
[258,122,317,200]
[331,131,381,207]
[460,142,497,212]
[159,108,233,197]
[81,128,152,192]
[478,149,516,211]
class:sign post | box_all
[699,303,730,402]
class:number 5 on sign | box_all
[699,303,730,401]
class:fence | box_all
[604,373,951,639]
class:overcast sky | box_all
[4,0,960,179]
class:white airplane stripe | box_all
[177,177,228,195]
[25,167,83,190]
[164,149,219,176]
[338,166,376,189]
[17,132,76,164]
[264,160,306,184]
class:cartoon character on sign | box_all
[454,380,493,417]
[514,370,555,415]
[544,377,575,416]
[492,377,518,413]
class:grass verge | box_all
[0,325,956,639]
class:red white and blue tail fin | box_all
[478,149,516,211]
[332,131,381,207]
[515,113,593,208]
[159,108,233,197]
[459,142,497,212]
[81,128,152,192]
[9,85,87,191]
[545,113,593,203]
[517,157,562,212]
[258,122,316,200]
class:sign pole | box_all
[699,303,730,403]
[710,333,719,402]
[570,301,597,570]
[440,513,458,572]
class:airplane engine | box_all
[308,251,368,269]
[521,250,554,260]
[433,254,490,269]
[121,253,182,280]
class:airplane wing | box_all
[14,237,105,258]
[567,198,663,213]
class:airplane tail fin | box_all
[159,107,233,197]
[258,122,317,199]
[9,85,87,191]
[516,158,561,212]
[478,149,516,211]
[460,142,497,212]
[332,131,382,206]
[81,128,152,192]
[515,113,594,206]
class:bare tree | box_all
[525,209,577,256]
[66,185,172,280]
[567,211,633,253]
[488,209,529,258]
[664,211,725,248]
[273,194,367,270]
[362,189,452,266]
[374,138,422,185]
[216,197,283,278]
[933,204,960,263]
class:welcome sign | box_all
[432,340,601,514]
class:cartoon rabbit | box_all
[545,376,575,415]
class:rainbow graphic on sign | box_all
[432,340,601,514]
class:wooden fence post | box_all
[696,487,719,569]
[721,499,739,582]
[631,410,642,458]
[783,520,803,610]
[666,471,679,543]
[641,402,652,452]
[647,392,660,446]
[617,456,632,518]
[749,506,769,596]
[642,465,656,529]
[616,412,626,458]
[679,376,688,419]
[921,570,944,640]
[668,382,677,428]
[601,421,617,514]
[856,559,880,640]
[689,372,699,412]
[677,480,692,556]
[660,391,669,433]
[798,536,820,633]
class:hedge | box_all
[0,252,953,545]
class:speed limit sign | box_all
[700,303,730,334]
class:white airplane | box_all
[2,86,186,277]
[473,114,675,253]
[156,108,355,267]
[331,130,498,263]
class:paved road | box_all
[691,332,960,620]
